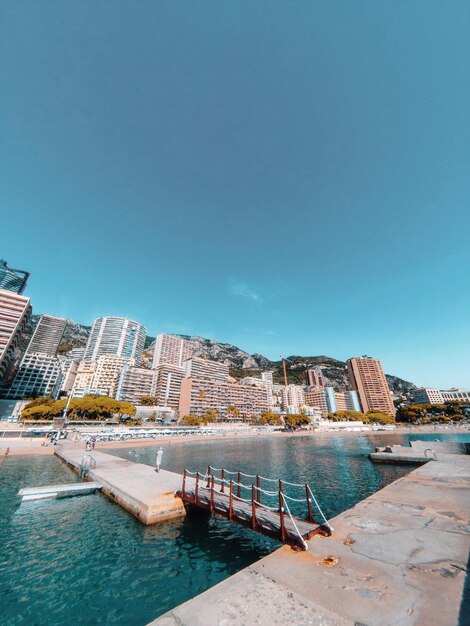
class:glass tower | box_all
[0,259,30,295]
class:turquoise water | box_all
[1,432,468,625]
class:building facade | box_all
[84,317,146,364]
[0,259,30,295]
[150,364,186,410]
[305,367,324,387]
[413,388,445,405]
[4,353,62,399]
[281,384,305,412]
[182,357,229,383]
[115,366,155,404]
[92,355,127,395]
[414,387,470,404]
[26,314,67,357]
[347,357,396,417]
[152,334,195,367]
[0,289,32,387]
[179,377,269,420]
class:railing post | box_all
[195,472,200,504]
[229,479,234,520]
[237,471,241,498]
[251,485,257,530]
[306,483,314,521]
[256,474,261,505]
[210,475,215,512]
[279,479,286,543]
[221,468,225,493]
[206,465,211,488]
[182,468,187,499]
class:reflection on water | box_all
[1,432,468,625]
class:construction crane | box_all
[280,357,294,387]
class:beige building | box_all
[305,387,328,413]
[347,357,396,417]
[59,358,79,395]
[0,289,31,386]
[93,355,128,395]
[150,364,185,409]
[152,334,195,367]
[74,360,97,390]
[183,357,229,383]
[179,377,269,420]
[115,366,155,404]
[26,314,67,357]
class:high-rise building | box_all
[305,367,324,387]
[5,353,62,399]
[84,317,146,364]
[305,386,361,415]
[0,289,32,386]
[281,385,305,412]
[0,259,30,295]
[58,357,79,396]
[347,357,396,417]
[92,355,128,395]
[180,377,269,420]
[73,360,97,390]
[26,314,67,357]
[150,364,185,409]
[115,366,156,404]
[152,334,194,367]
[183,357,229,383]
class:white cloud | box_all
[229,281,262,303]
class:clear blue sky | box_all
[1,1,469,388]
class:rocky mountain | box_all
[21,318,416,398]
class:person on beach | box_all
[4,447,10,456]
[155,447,163,473]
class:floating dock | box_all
[18,482,102,501]
[55,444,186,524]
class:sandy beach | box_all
[2,424,468,457]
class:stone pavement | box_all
[151,453,470,625]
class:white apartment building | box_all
[152,334,195,368]
[413,388,445,405]
[414,387,470,404]
[26,314,67,357]
[0,289,31,386]
[84,317,146,365]
[441,388,470,403]
[5,353,62,399]
[281,384,305,412]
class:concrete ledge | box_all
[55,444,186,524]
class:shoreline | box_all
[1,425,468,456]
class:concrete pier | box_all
[55,444,186,524]
[151,453,470,625]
